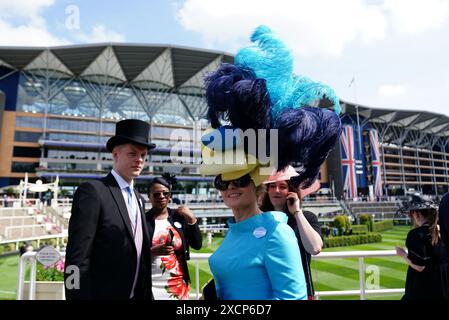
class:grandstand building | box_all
[1,44,449,199]
[330,102,449,199]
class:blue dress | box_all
[209,211,307,300]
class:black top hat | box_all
[106,119,156,152]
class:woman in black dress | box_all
[395,195,449,300]
[260,166,323,300]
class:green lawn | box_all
[188,226,410,300]
[0,226,410,300]
[0,254,19,300]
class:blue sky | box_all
[1,0,449,119]
[42,0,203,46]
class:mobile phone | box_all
[288,197,295,205]
[168,229,175,247]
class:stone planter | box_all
[23,281,65,300]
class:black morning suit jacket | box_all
[64,173,153,300]
[146,207,202,284]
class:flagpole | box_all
[350,77,362,155]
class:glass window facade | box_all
[11,162,39,173]
[14,131,42,143]
[47,118,100,132]
[15,116,44,129]
[46,133,108,143]
[46,150,111,161]
[13,147,41,158]
[15,74,206,126]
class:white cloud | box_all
[0,0,68,46]
[383,0,449,34]
[0,1,124,46]
[176,0,387,57]
[177,0,449,57]
[75,25,125,43]
[378,84,407,97]
[0,0,55,20]
[0,19,69,46]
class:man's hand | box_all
[176,205,197,224]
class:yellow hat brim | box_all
[199,127,274,186]
[199,146,251,176]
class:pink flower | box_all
[54,259,65,272]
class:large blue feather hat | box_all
[200,25,342,188]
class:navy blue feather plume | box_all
[204,63,271,130]
[275,106,342,188]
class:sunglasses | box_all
[214,174,252,191]
[152,191,171,198]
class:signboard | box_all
[36,246,61,267]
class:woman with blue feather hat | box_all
[200,25,342,300]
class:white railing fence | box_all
[1,234,67,251]
[190,251,404,300]
[16,250,405,300]
[310,250,404,299]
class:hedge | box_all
[394,218,410,226]
[0,238,64,257]
[372,220,394,233]
[351,224,369,234]
[323,233,382,248]
[42,239,58,247]
[0,243,17,254]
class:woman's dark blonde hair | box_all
[411,208,440,246]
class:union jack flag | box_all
[369,129,383,197]
[341,125,357,199]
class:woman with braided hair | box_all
[145,174,202,300]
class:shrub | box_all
[5,187,17,196]
[43,239,57,247]
[394,218,410,226]
[359,214,373,232]
[373,220,394,232]
[0,243,16,254]
[333,215,351,236]
[323,233,382,248]
[351,224,369,234]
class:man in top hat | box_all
[65,119,155,300]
